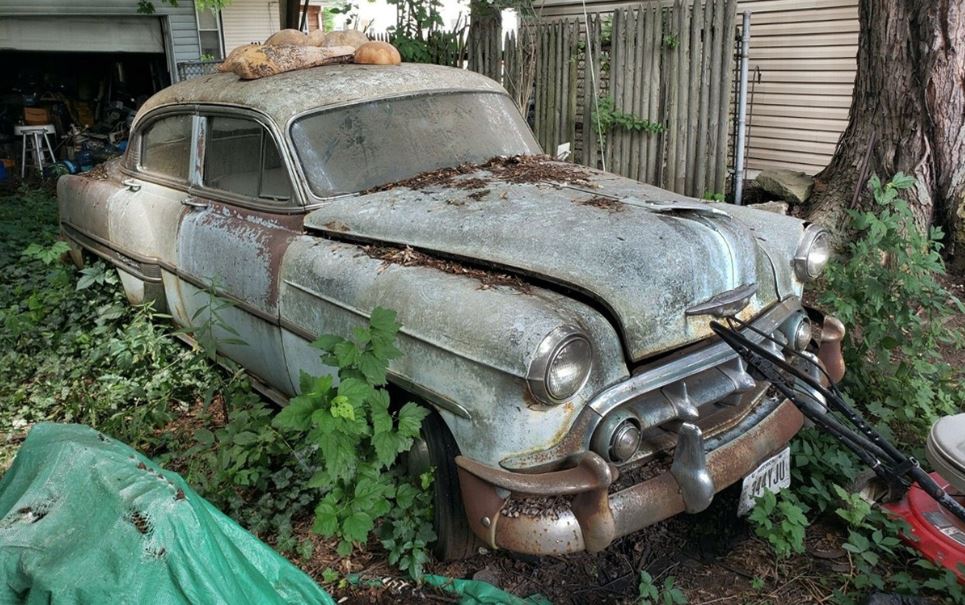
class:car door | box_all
[175,110,300,396]
[110,111,196,311]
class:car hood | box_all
[304,161,797,361]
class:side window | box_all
[139,114,192,181]
[203,116,292,202]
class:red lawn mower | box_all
[711,318,965,581]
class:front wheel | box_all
[407,410,481,560]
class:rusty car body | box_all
[58,63,842,558]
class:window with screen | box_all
[203,115,292,203]
[197,9,223,60]
[139,114,192,181]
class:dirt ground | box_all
[295,495,880,604]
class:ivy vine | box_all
[591,97,665,137]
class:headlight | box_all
[528,325,593,404]
[793,225,832,282]
[781,312,813,351]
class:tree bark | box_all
[808,0,965,260]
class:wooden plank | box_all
[663,2,678,189]
[705,0,723,194]
[713,0,737,194]
[693,0,713,195]
[629,7,644,180]
[672,0,690,193]
[569,21,579,156]
[534,24,543,147]
[651,3,665,184]
[550,21,570,156]
[682,0,701,194]
[638,3,654,181]
[620,8,634,176]
[582,17,595,166]
[608,9,622,173]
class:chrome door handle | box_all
[181,197,209,210]
[121,179,141,192]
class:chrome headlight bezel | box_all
[527,325,593,405]
[793,224,832,282]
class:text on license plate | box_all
[738,447,791,516]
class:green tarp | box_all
[0,423,333,605]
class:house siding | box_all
[221,0,282,53]
[531,0,859,175]
[0,0,202,67]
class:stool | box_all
[14,124,56,178]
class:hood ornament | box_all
[685,283,758,318]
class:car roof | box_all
[135,63,507,129]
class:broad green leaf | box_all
[272,396,316,431]
[369,307,399,335]
[343,511,374,542]
[397,402,429,439]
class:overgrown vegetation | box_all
[0,185,435,580]
[592,96,665,137]
[271,309,435,577]
[746,174,965,603]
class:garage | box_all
[0,5,203,181]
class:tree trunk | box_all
[808,0,965,260]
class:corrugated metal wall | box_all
[221,0,282,54]
[532,0,859,175]
[0,1,201,67]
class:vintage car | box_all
[58,63,843,559]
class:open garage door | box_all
[0,16,164,54]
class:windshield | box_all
[290,92,541,197]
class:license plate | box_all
[738,447,791,516]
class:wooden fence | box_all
[501,0,737,197]
[370,0,738,196]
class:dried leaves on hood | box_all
[362,155,592,194]
[363,244,531,293]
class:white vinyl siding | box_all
[531,0,859,175]
[739,0,857,174]
[221,0,282,54]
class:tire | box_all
[417,410,482,560]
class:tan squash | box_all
[264,29,310,46]
[320,29,369,50]
[353,41,402,66]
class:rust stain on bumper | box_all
[455,399,804,555]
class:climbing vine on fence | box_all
[591,96,665,137]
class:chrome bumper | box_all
[455,397,804,555]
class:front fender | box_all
[278,236,628,466]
